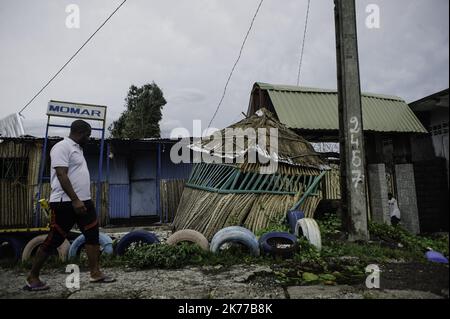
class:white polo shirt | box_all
[49,137,91,202]
[388,198,401,219]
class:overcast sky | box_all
[0,0,448,138]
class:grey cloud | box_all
[0,0,448,138]
[168,88,207,104]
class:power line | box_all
[18,0,127,116]
[296,0,311,86]
[207,0,264,128]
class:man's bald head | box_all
[70,120,91,146]
[70,120,91,134]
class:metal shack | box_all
[247,82,428,234]
[0,137,192,231]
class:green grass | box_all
[124,242,265,269]
[254,217,290,237]
[270,214,449,286]
[368,222,449,257]
[2,214,447,288]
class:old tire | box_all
[287,210,305,234]
[166,229,209,251]
[68,232,113,259]
[210,226,260,256]
[115,230,160,256]
[22,234,70,262]
[259,231,298,258]
[0,237,25,263]
[295,218,322,250]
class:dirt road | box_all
[1,263,447,299]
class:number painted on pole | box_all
[350,116,360,133]
[349,116,363,189]
[350,133,359,148]
[352,170,363,189]
[352,150,362,167]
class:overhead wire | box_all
[207,0,264,128]
[296,0,311,86]
[18,0,127,116]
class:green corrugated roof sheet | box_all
[256,82,427,133]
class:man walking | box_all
[388,192,401,226]
[25,120,114,291]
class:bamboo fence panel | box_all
[160,179,186,223]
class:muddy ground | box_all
[1,262,448,299]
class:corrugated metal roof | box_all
[256,82,427,133]
[409,88,449,112]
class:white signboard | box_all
[47,100,106,121]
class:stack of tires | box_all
[2,209,322,265]
[163,209,322,260]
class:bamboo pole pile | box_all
[173,185,321,240]
[0,140,36,228]
[243,193,300,232]
[299,195,322,218]
[323,164,341,199]
[160,179,186,223]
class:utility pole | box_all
[334,0,369,241]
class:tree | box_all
[109,82,166,138]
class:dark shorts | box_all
[41,200,99,253]
[391,216,401,226]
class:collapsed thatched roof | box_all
[189,108,328,171]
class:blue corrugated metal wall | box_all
[160,144,193,179]
[106,140,193,221]
[108,155,130,219]
[130,151,157,217]
[109,184,130,218]
[108,155,129,183]
[86,153,107,182]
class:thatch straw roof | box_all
[174,109,329,237]
[189,108,328,171]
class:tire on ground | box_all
[68,232,113,259]
[0,237,25,263]
[258,231,298,258]
[115,230,160,256]
[295,218,322,250]
[287,210,305,234]
[22,234,70,262]
[166,229,209,251]
[210,226,260,256]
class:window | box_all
[382,138,393,146]
[0,158,29,181]
[429,122,449,136]
[442,122,449,134]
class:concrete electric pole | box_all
[334,0,369,241]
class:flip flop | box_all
[23,280,50,291]
[89,275,116,283]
